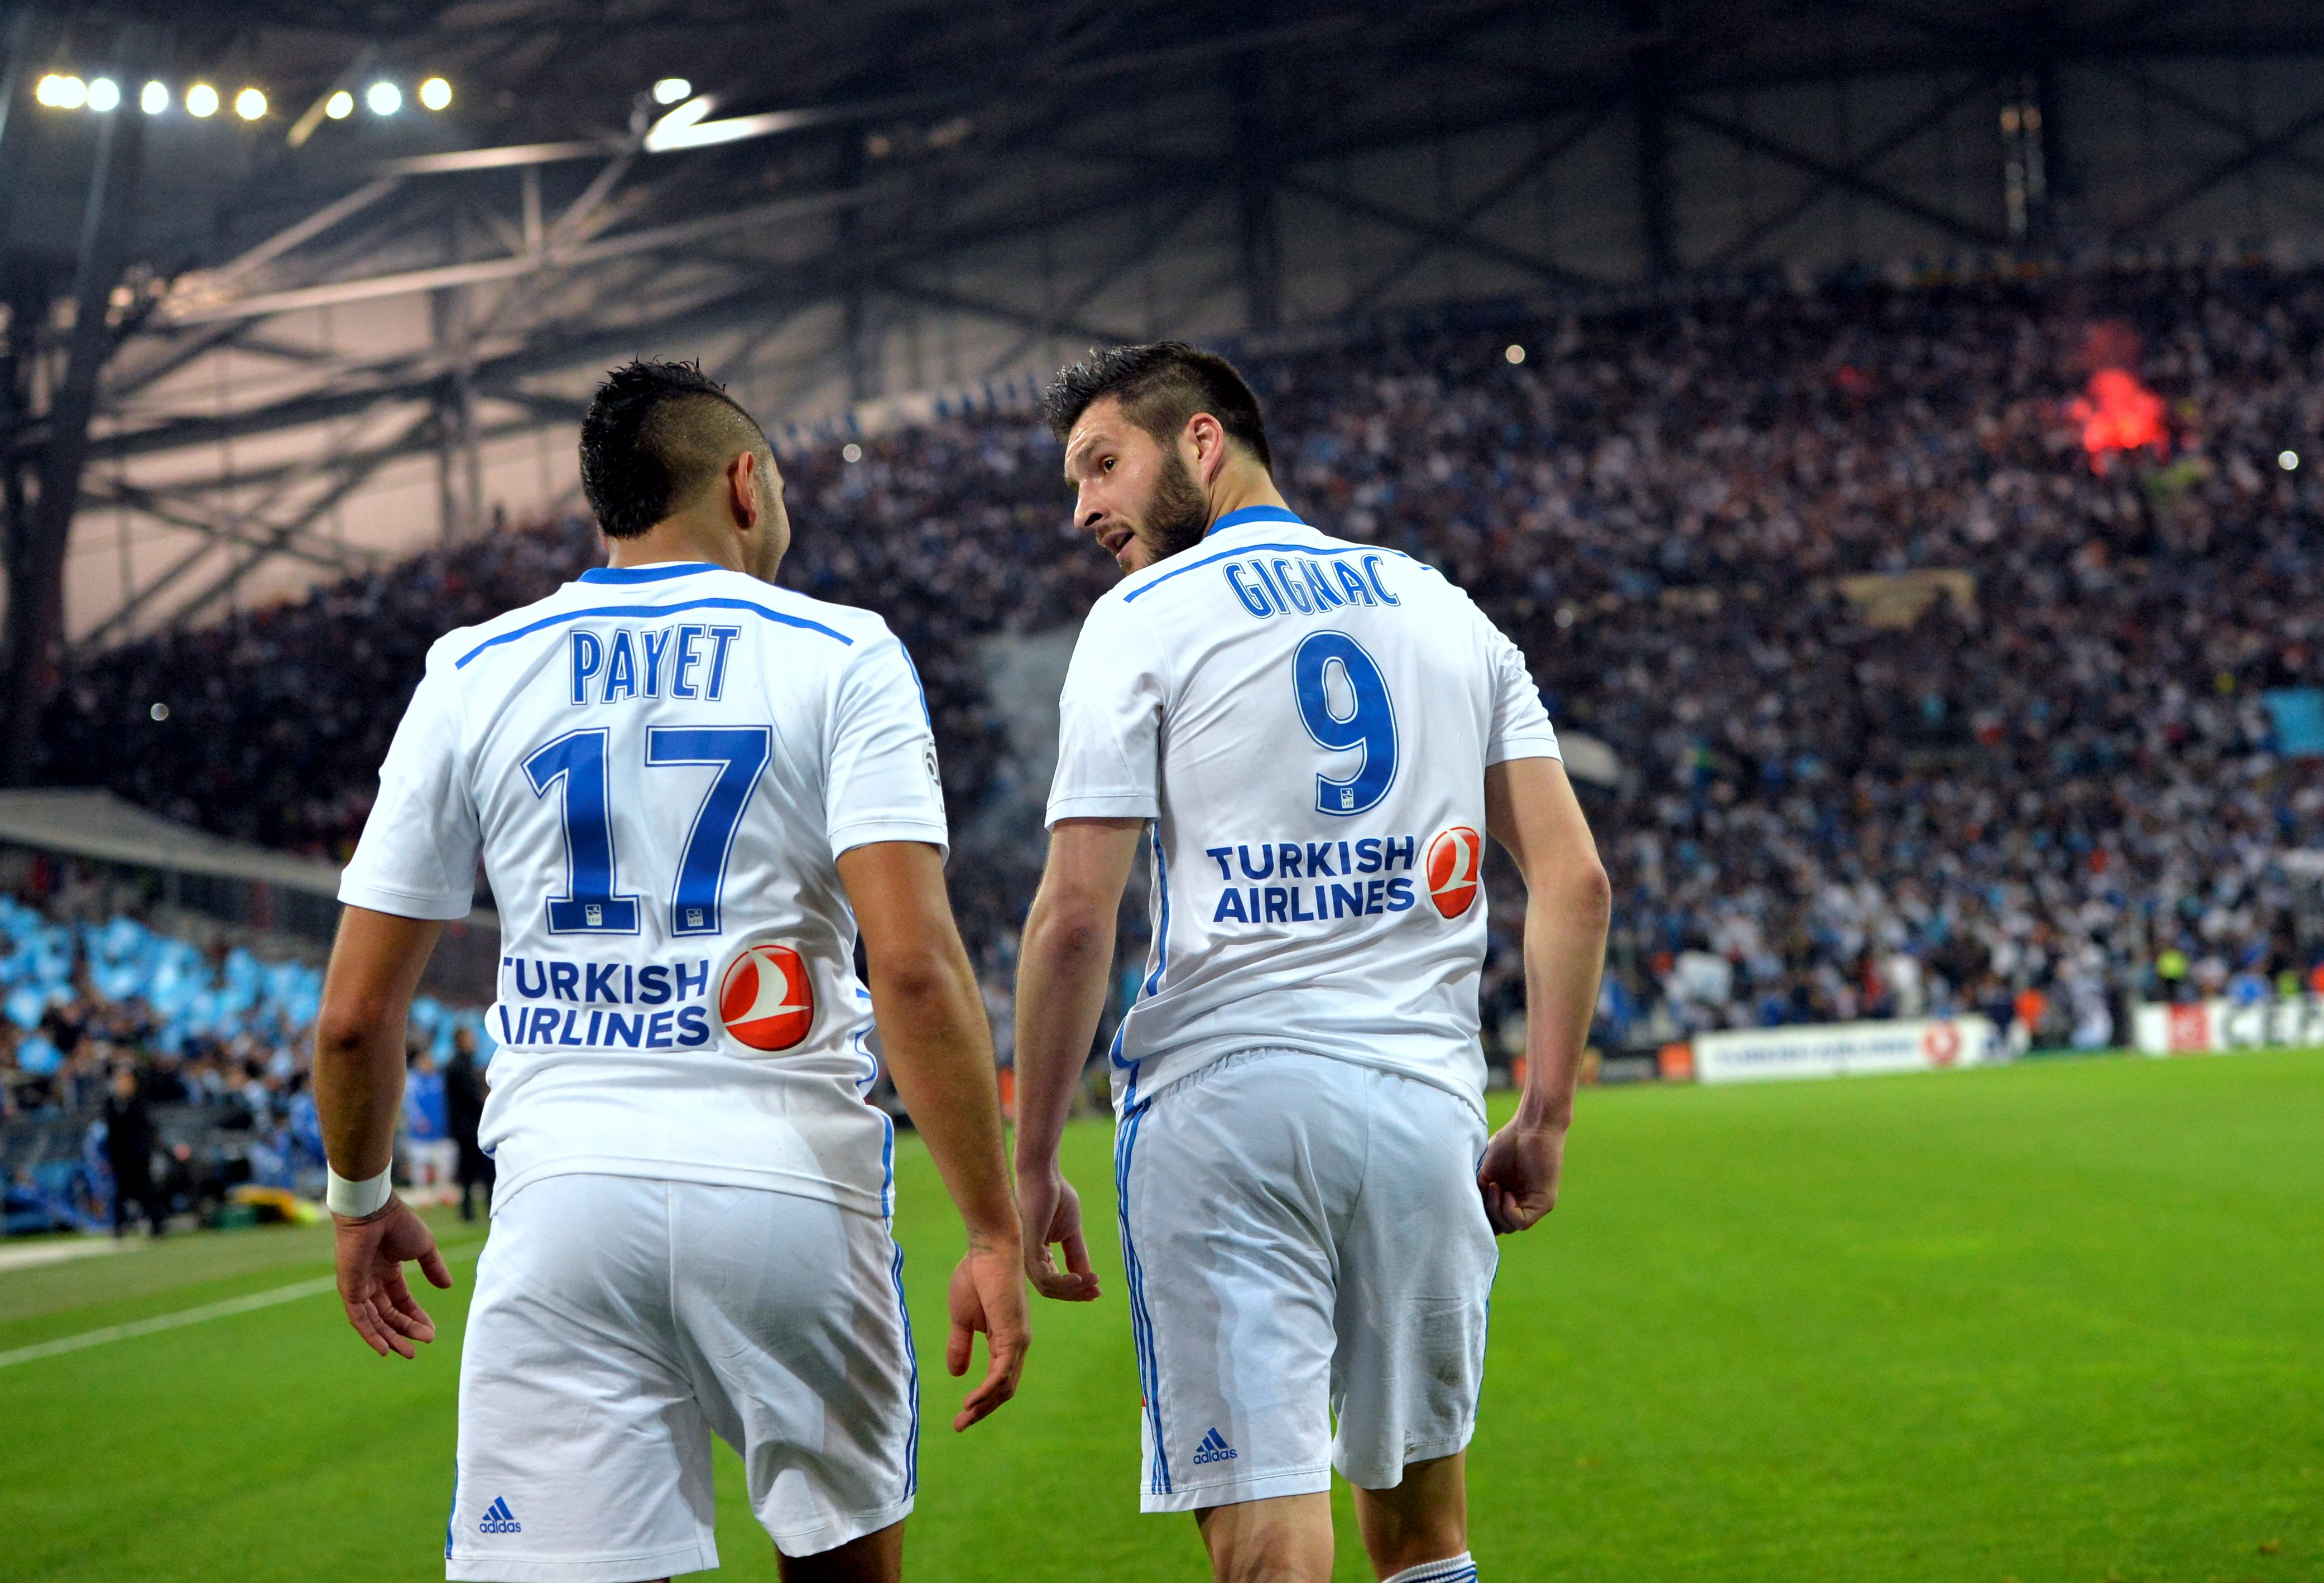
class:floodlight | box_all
[235,87,267,121]
[367,81,401,116]
[186,83,219,118]
[419,76,452,111]
[653,77,692,104]
[140,80,168,114]
[86,78,119,112]
[39,74,88,109]
[325,89,353,119]
[642,94,716,151]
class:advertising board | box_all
[2130,998,2324,1055]
[1692,1016,2000,1084]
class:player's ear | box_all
[728,450,761,531]
[1185,412,1227,484]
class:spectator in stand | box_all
[403,1048,454,1199]
[444,1026,493,1222]
[102,1065,164,1237]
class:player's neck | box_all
[1204,466,1290,533]
[606,517,750,576]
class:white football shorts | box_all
[445,1172,917,1581]
[1113,1047,1497,1513]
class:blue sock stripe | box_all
[1398,1561,1477,1583]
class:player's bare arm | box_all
[1011,816,1144,1302]
[836,838,1031,1430]
[1478,756,1612,1235]
[313,905,454,1359]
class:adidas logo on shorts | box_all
[1192,1427,1239,1466]
[479,1497,522,1534]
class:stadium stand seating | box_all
[28,263,2324,1081]
[0,893,491,1226]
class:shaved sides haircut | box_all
[1044,340,1274,473]
[579,358,775,539]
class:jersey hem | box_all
[1483,738,1562,766]
[1334,1428,1478,1491]
[1139,1462,1332,1514]
[446,1538,715,1581]
[489,1158,889,1220]
[829,819,950,859]
[1046,792,1159,826]
[764,1493,915,1558]
[1116,1042,1488,1124]
[335,880,474,921]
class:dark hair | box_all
[578,359,773,539]
[1044,341,1273,473]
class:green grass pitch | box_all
[3,1050,2317,1582]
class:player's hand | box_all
[1477,1118,1567,1235]
[333,1197,452,1359]
[1016,1163,1101,1302]
[945,1234,1030,1432]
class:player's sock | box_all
[1382,1553,1476,1583]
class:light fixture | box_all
[140,79,168,114]
[842,442,863,463]
[642,93,717,151]
[653,76,692,104]
[418,76,452,110]
[366,80,400,116]
[185,83,219,118]
[86,78,119,112]
[234,87,267,121]
[2281,450,2301,472]
[325,89,353,119]
[1504,344,1526,364]
[37,74,88,109]
[148,703,169,723]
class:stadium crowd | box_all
[28,262,2324,1075]
[0,886,493,1230]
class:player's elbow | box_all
[867,944,972,1017]
[1561,856,1613,931]
[1025,896,1113,968]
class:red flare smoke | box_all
[2066,367,2166,473]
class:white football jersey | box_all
[340,561,947,1215]
[1047,505,1560,1115]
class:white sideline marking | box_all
[0,1238,138,1274]
[0,1275,339,1368]
[0,1238,483,1370]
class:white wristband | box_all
[326,1166,395,1219]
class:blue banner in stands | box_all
[2263,689,2324,756]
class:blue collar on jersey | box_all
[1203,504,1306,538]
[577,561,721,584]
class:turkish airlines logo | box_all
[1922,1022,1960,1067]
[1425,825,1482,918]
[718,942,814,1052]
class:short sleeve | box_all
[825,631,949,859]
[1046,599,1166,826]
[339,652,482,921]
[1482,613,1562,766]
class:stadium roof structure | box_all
[5,0,2324,772]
